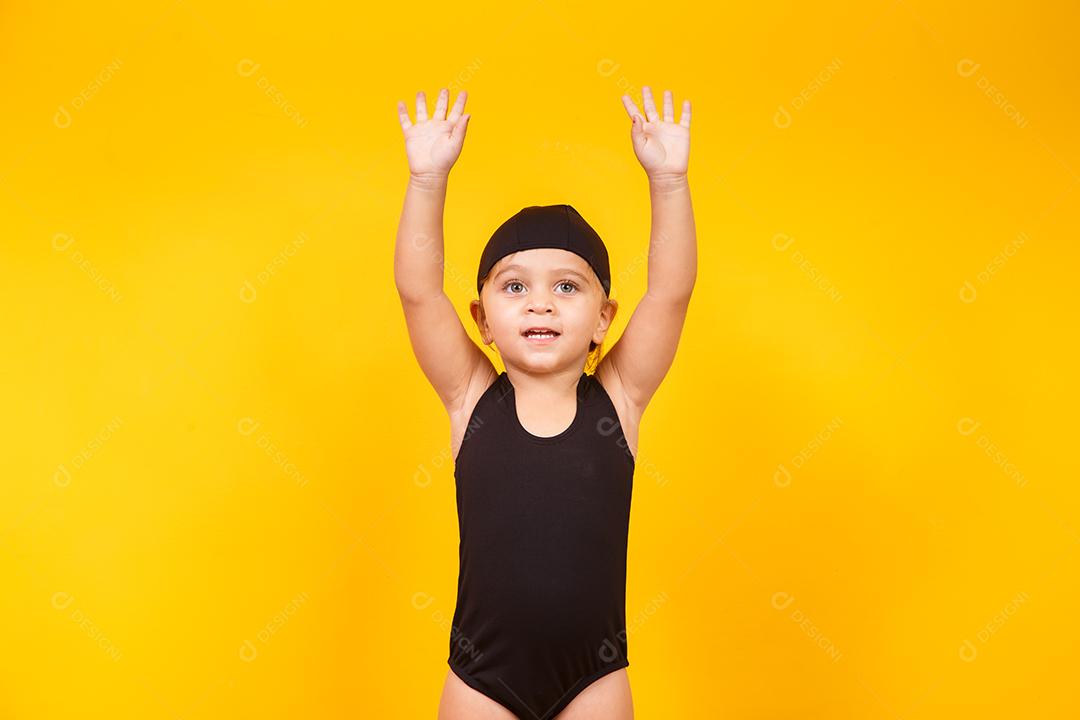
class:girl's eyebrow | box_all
[494,265,590,283]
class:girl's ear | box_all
[469,299,493,345]
[603,297,619,328]
[593,298,618,345]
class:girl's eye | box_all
[501,280,579,294]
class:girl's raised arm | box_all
[394,89,490,414]
[597,86,697,415]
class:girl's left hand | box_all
[621,86,691,181]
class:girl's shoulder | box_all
[593,362,641,463]
[448,362,500,463]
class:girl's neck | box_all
[503,364,584,400]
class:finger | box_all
[397,100,412,130]
[663,90,674,123]
[621,94,643,122]
[451,113,471,146]
[679,99,691,128]
[434,88,449,120]
[416,90,428,123]
[447,90,467,123]
[642,86,659,123]
[630,114,647,147]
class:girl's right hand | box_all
[397,88,471,180]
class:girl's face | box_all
[471,248,617,372]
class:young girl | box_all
[395,85,695,719]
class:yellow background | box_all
[2,0,1078,717]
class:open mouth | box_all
[522,327,561,341]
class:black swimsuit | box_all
[449,370,636,719]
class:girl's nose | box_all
[527,294,555,312]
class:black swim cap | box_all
[476,204,611,296]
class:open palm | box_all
[621,86,691,179]
[397,88,471,178]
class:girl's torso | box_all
[447,365,637,719]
